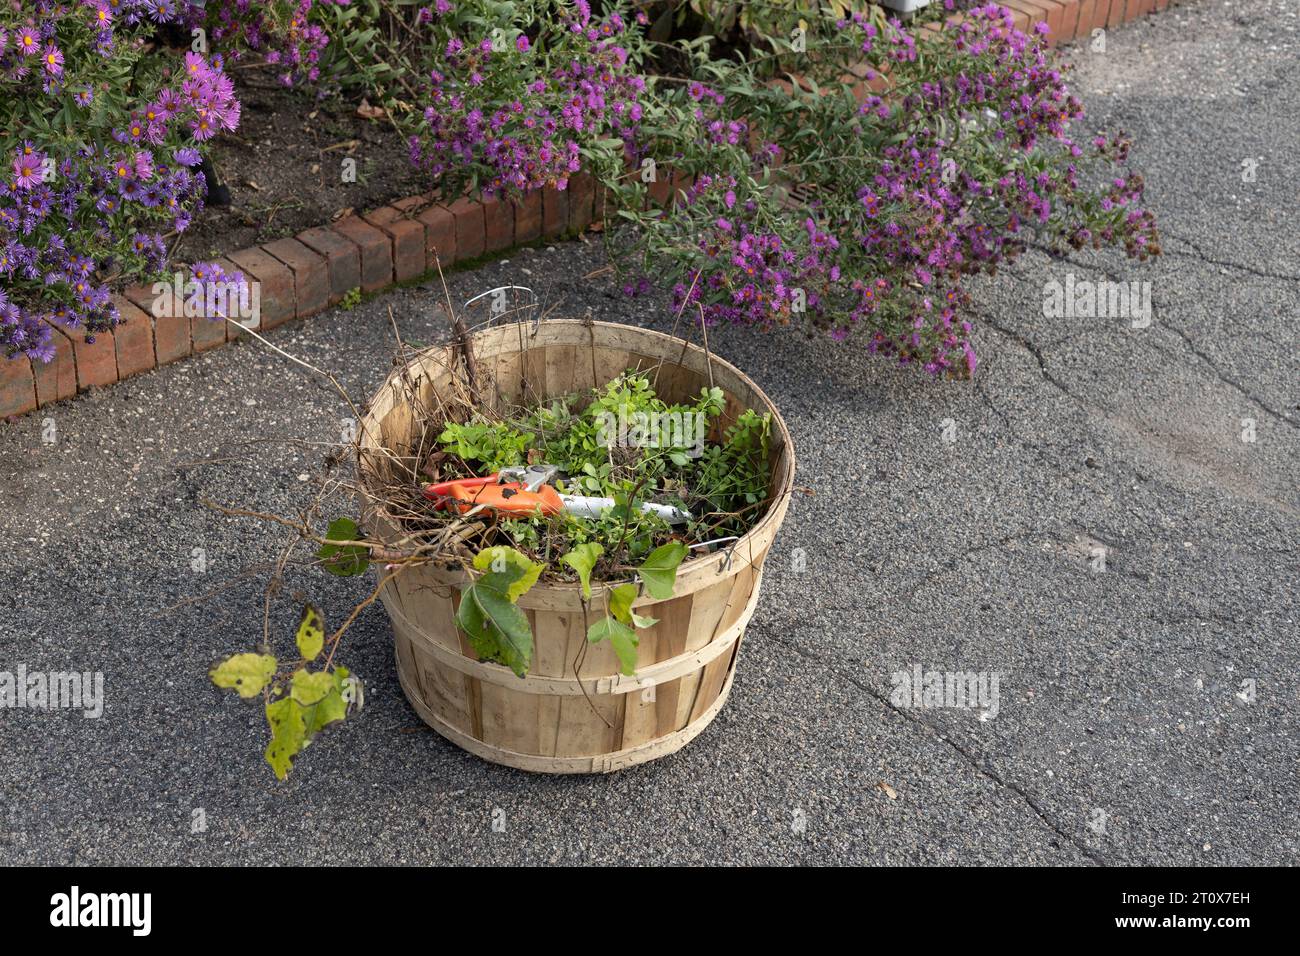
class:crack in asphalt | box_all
[1009,244,1297,430]
[977,313,1106,421]
[768,632,1105,865]
[900,531,1030,596]
[1160,231,1300,285]
[1155,318,1297,430]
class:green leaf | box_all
[318,517,369,576]
[306,685,348,735]
[290,669,336,706]
[607,582,636,626]
[265,697,307,781]
[456,569,534,677]
[473,547,543,602]
[586,617,639,677]
[608,582,658,630]
[561,542,604,600]
[304,667,350,734]
[638,541,689,600]
[210,653,277,699]
[295,604,326,662]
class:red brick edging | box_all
[0,0,1178,420]
[0,184,597,419]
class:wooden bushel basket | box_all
[359,319,796,772]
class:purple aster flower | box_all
[12,153,42,191]
[41,43,64,76]
[15,28,38,57]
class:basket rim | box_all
[358,318,797,597]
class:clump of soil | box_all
[175,81,430,263]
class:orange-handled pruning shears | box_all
[424,473,565,517]
[424,463,691,523]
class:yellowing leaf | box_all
[473,547,543,602]
[210,653,277,699]
[605,582,657,629]
[608,582,637,626]
[291,669,336,706]
[265,697,307,781]
[295,604,326,661]
[307,686,348,734]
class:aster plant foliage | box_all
[610,2,1161,376]
[206,0,339,87]
[266,0,650,202]
[405,0,647,200]
[0,0,241,364]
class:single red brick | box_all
[263,237,329,319]
[647,168,672,208]
[227,247,296,330]
[568,173,595,231]
[1102,0,1123,33]
[112,297,156,380]
[1037,0,1071,41]
[156,314,192,361]
[1070,0,1101,37]
[514,191,543,244]
[122,282,160,316]
[1005,0,1051,30]
[0,354,37,419]
[417,203,456,271]
[481,196,513,253]
[362,209,425,282]
[63,324,118,390]
[445,198,486,261]
[32,327,77,405]
[137,284,191,364]
[332,216,394,291]
[363,206,400,227]
[542,186,568,239]
[389,218,427,280]
[297,226,362,303]
[1133,0,1157,16]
